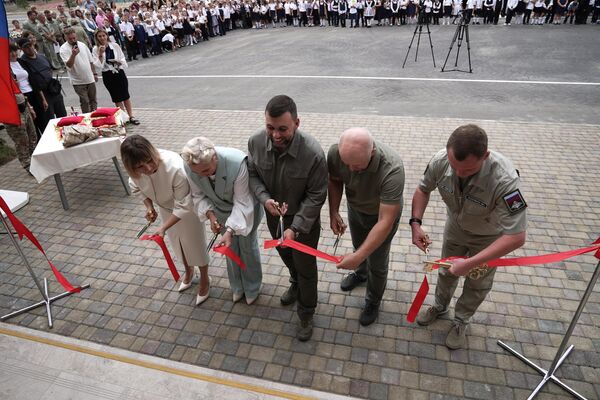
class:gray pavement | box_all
[0,323,353,400]
[1,110,599,400]
[55,24,600,123]
[2,20,600,400]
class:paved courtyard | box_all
[1,109,599,399]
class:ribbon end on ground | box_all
[406,276,429,323]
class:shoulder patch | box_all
[503,189,527,214]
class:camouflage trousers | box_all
[5,107,37,171]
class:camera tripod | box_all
[402,12,436,68]
[441,11,472,73]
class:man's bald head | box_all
[338,128,375,172]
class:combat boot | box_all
[416,305,448,326]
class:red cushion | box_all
[90,107,120,117]
[56,115,84,127]
[91,115,117,127]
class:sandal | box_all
[129,117,140,125]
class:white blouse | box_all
[10,61,33,94]
[91,42,128,73]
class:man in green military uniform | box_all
[247,95,328,341]
[328,128,405,326]
[22,10,44,50]
[38,13,62,70]
[410,124,527,349]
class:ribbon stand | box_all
[497,259,599,400]
[0,207,90,329]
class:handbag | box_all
[46,78,62,96]
[62,125,99,148]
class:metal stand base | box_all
[1,282,91,328]
[1,207,91,329]
[498,258,599,400]
[497,341,587,400]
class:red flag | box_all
[0,2,20,126]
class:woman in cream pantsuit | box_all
[120,135,211,306]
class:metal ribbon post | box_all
[498,259,599,400]
[0,211,90,328]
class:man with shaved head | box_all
[328,128,405,326]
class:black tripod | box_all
[402,12,436,68]
[441,11,472,73]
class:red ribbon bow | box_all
[0,196,80,293]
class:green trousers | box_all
[434,220,499,323]
[226,204,263,299]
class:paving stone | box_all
[2,110,599,400]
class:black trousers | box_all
[126,37,137,60]
[26,91,66,138]
[266,212,320,321]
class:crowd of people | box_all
[5,0,597,172]
[120,94,528,349]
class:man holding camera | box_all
[60,28,98,113]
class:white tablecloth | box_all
[29,116,124,183]
[0,190,29,217]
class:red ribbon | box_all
[0,196,80,293]
[140,234,180,282]
[407,276,429,323]
[213,245,246,270]
[426,241,600,271]
[264,239,343,263]
[407,239,600,323]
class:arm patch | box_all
[503,189,527,214]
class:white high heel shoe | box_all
[232,292,244,303]
[178,270,194,292]
[196,276,211,306]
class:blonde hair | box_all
[120,135,161,178]
[181,137,216,165]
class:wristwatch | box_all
[290,227,300,239]
[408,217,422,226]
[226,227,234,235]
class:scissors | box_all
[274,202,286,244]
[422,244,488,280]
[135,220,152,239]
[332,233,342,255]
[207,231,219,251]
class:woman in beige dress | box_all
[121,135,211,305]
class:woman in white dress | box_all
[121,135,211,306]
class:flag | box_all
[0,2,20,126]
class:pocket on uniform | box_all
[464,195,489,216]
[287,166,309,179]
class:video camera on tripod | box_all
[441,0,473,73]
